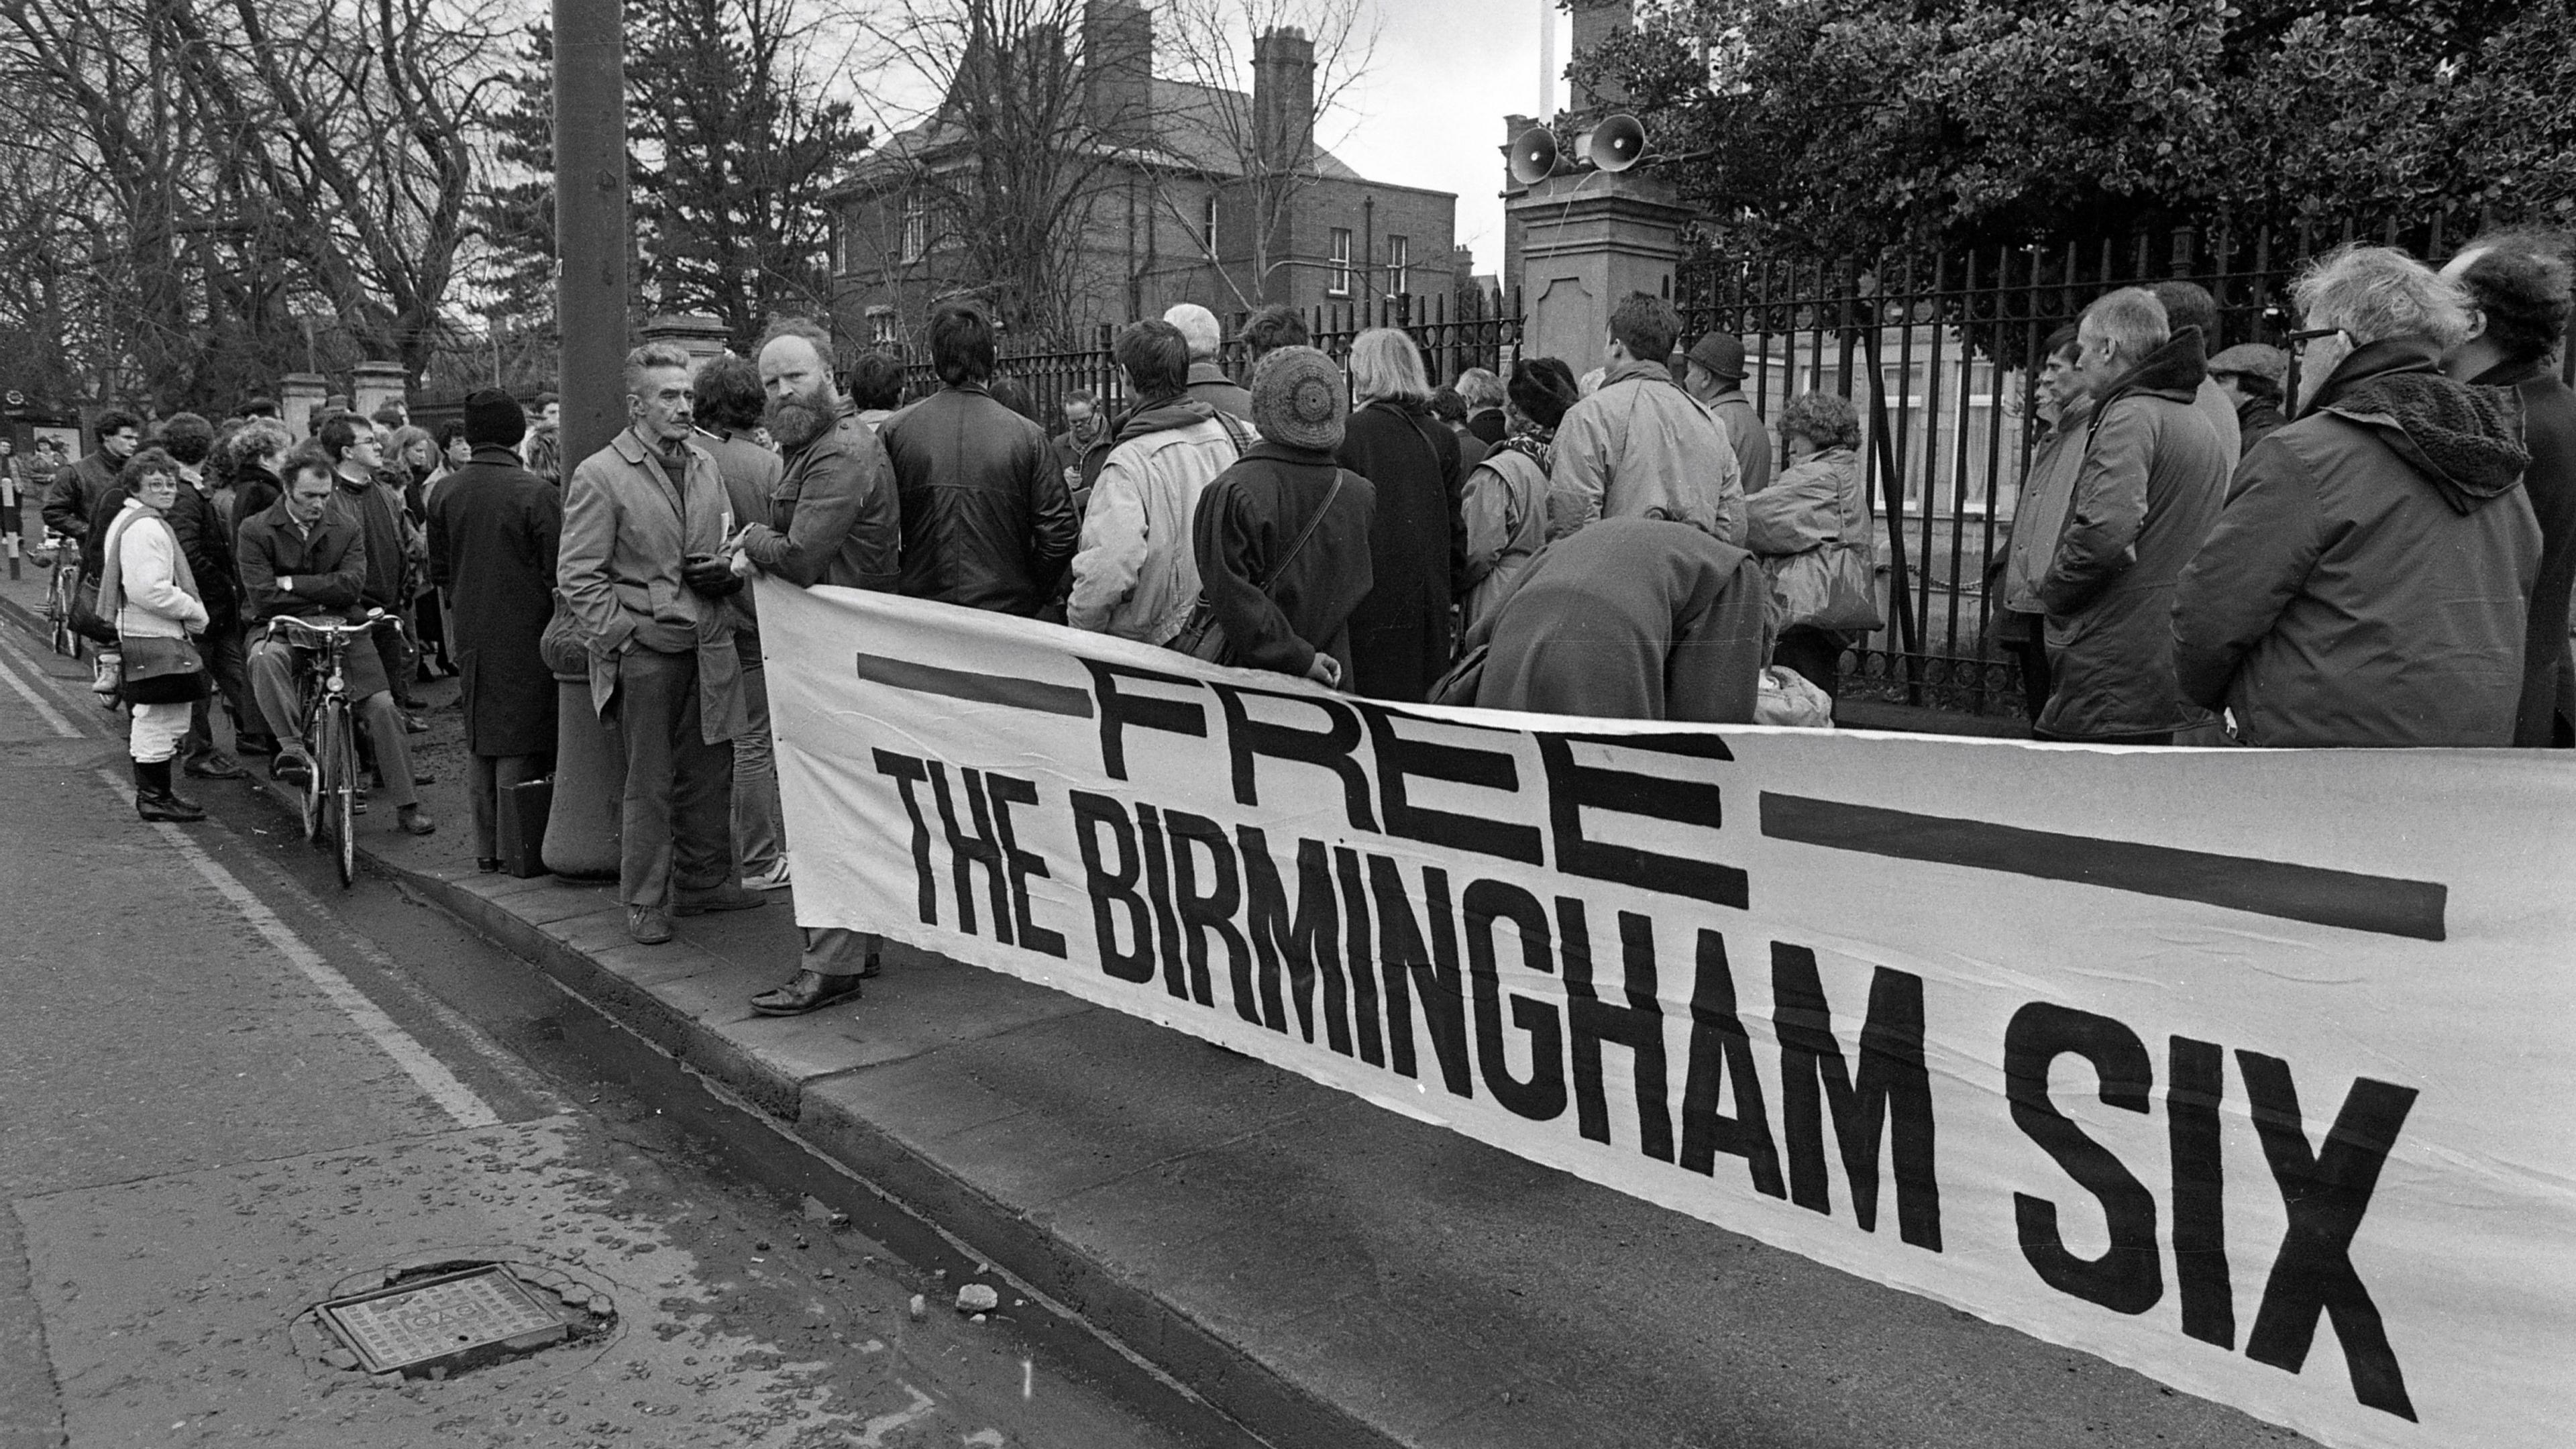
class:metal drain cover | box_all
[319,1265,574,1377]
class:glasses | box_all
[2285,326,2347,355]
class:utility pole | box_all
[555,0,627,468]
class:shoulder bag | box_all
[1169,470,1346,665]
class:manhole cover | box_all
[318,1264,578,1378]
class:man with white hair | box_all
[2031,285,2233,744]
[2176,244,2542,747]
[1456,367,1508,446]
[1163,302,1253,420]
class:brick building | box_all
[825,0,1458,350]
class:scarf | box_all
[95,500,200,625]
[1495,423,1554,474]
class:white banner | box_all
[757,578,2576,1449]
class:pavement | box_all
[0,551,2312,1449]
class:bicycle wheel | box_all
[301,700,333,843]
[331,699,359,888]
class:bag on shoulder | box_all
[68,572,117,645]
[120,635,211,704]
[1808,546,1884,633]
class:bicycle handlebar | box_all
[264,610,397,643]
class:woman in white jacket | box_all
[96,447,212,821]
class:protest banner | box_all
[757,578,2576,1449]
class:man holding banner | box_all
[737,318,905,1016]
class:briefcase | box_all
[498,777,553,879]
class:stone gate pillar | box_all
[1506,167,1690,378]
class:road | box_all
[0,613,1205,1449]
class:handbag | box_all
[1808,545,1884,633]
[120,635,211,704]
[1169,471,1346,665]
[68,571,116,645]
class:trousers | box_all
[184,621,254,756]
[733,657,784,875]
[604,645,735,908]
[468,751,549,860]
[128,700,191,763]
[248,636,419,808]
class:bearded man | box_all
[731,317,902,1016]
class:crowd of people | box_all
[1996,236,2571,751]
[25,227,2569,1016]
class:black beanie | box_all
[463,388,527,449]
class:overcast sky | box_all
[1326,0,1556,276]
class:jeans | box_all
[605,646,736,908]
[733,658,784,876]
[248,636,419,808]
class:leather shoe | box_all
[402,712,429,734]
[674,882,766,916]
[271,755,312,785]
[627,905,674,945]
[476,857,502,873]
[394,805,436,837]
[184,750,250,780]
[750,970,863,1016]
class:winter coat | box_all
[168,472,240,631]
[428,447,563,757]
[1710,390,1774,497]
[2001,399,2096,618]
[334,470,409,610]
[1465,409,1507,447]
[2235,395,2287,458]
[1185,361,1254,422]
[1474,518,1771,724]
[100,502,205,641]
[43,451,116,554]
[2191,376,2243,465]
[1336,399,1464,701]
[237,498,370,624]
[1548,358,1746,545]
[2034,327,2233,739]
[2174,337,2540,747]
[1069,398,1247,645]
[1191,441,1377,679]
[231,464,282,555]
[1746,445,1874,636]
[2467,359,2576,747]
[1459,438,1551,639]
[738,407,902,595]
[557,428,745,743]
[879,384,1077,614]
[692,426,784,646]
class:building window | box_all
[1201,193,1219,257]
[868,309,898,347]
[1387,235,1409,297]
[1328,227,1352,297]
[900,195,928,264]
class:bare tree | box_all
[843,0,1155,346]
[0,0,506,407]
[1149,0,1376,312]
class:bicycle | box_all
[266,610,400,888]
[38,531,83,659]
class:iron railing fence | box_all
[893,288,1525,431]
[1677,217,2576,714]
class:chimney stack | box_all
[1566,0,1633,111]
[1083,0,1152,136]
[1252,26,1317,172]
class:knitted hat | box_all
[2206,343,2290,389]
[1250,346,1347,451]
[463,388,527,449]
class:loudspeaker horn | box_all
[1587,112,1647,172]
[1508,127,1560,185]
